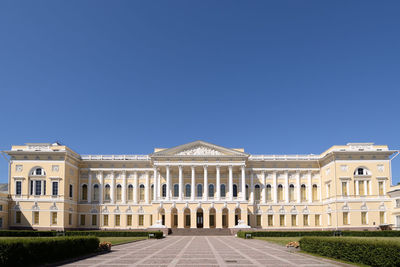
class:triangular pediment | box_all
[151,141,248,157]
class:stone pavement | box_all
[62,236,350,267]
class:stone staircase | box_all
[169,228,232,236]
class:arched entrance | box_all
[184,208,191,228]
[209,208,216,228]
[159,208,165,226]
[171,208,178,228]
[222,208,229,228]
[196,208,203,228]
[235,208,241,226]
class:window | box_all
[233,184,238,197]
[343,212,349,225]
[116,185,122,201]
[266,185,272,201]
[0,218,2,228]
[139,215,144,226]
[342,182,348,196]
[359,181,365,196]
[197,184,203,198]
[150,215,153,225]
[35,168,43,175]
[378,182,384,196]
[92,215,97,226]
[68,214,72,225]
[81,184,88,201]
[69,184,73,198]
[356,168,369,176]
[380,211,385,224]
[16,181,22,195]
[33,211,39,224]
[245,184,249,200]
[315,214,320,226]
[151,184,154,200]
[162,184,167,198]
[208,184,214,198]
[80,215,85,226]
[357,168,364,175]
[93,185,99,201]
[397,199,400,208]
[51,212,57,225]
[312,185,318,201]
[255,185,261,201]
[16,211,21,223]
[127,215,132,226]
[268,215,273,226]
[279,215,285,226]
[115,215,120,226]
[289,184,294,202]
[173,184,179,197]
[291,215,297,226]
[185,184,191,198]
[301,184,306,202]
[303,214,309,226]
[30,180,33,195]
[52,181,58,196]
[0,205,2,211]
[35,180,42,195]
[361,212,367,225]
[220,184,226,198]
[328,213,331,225]
[43,181,46,195]
[105,185,111,201]
[128,185,133,201]
[256,215,261,227]
[278,185,283,202]
[139,185,145,201]
[103,215,109,226]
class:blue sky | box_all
[0,1,399,184]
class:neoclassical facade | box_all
[1,141,400,231]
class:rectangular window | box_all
[127,215,132,226]
[80,215,85,226]
[359,181,365,196]
[139,215,144,226]
[30,180,33,195]
[33,211,39,224]
[256,215,261,227]
[268,215,273,226]
[92,215,97,226]
[291,215,297,226]
[115,215,120,226]
[380,211,385,224]
[343,212,349,225]
[69,214,72,225]
[315,214,320,226]
[303,214,309,226]
[35,180,42,195]
[16,181,22,195]
[361,212,367,225]
[16,211,21,223]
[378,182,384,196]
[52,182,58,196]
[69,184,73,198]
[103,215,109,226]
[51,212,57,225]
[342,182,347,196]
[279,215,285,226]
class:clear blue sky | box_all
[0,1,399,184]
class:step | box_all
[169,228,232,236]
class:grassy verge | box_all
[98,236,147,245]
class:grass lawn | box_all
[98,236,147,245]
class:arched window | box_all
[233,184,238,197]
[266,184,272,201]
[81,184,88,201]
[197,184,203,198]
[312,184,318,201]
[128,185,133,201]
[255,184,261,201]
[30,167,46,176]
[278,184,283,202]
[139,184,145,201]
[355,167,370,176]
[301,184,307,202]
[289,184,295,202]
[116,184,122,201]
[173,184,179,198]
[185,184,191,198]
[221,184,226,198]
[208,184,214,198]
[93,184,99,201]
[162,184,167,198]
[104,184,111,201]
[151,184,154,200]
[245,184,249,200]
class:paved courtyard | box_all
[63,236,349,267]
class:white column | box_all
[191,166,195,201]
[355,180,359,195]
[99,171,103,204]
[216,166,221,200]
[88,172,92,203]
[229,166,233,201]
[296,172,301,203]
[318,173,322,201]
[157,169,161,199]
[122,171,126,204]
[166,166,170,200]
[178,166,183,201]
[261,171,266,204]
[203,165,208,201]
[250,171,254,204]
[308,171,312,203]
[273,172,277,203]
[153,168,158,201]
[241,165,246,201]
[133,171,138,204]
[364,180,368,196]
[284,171,289,203]
[110,172,115,204]
[145,171,150,204]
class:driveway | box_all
[62,236,350,266]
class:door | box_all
[197,212,203,228]
[162,215,165,226]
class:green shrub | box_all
[0,230,58,237]
[65,230,163,238]
[237,230,400,238]
[300,237,400,267]
[0,236,99,266]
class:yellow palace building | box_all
[1,141,400,232]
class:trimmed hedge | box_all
[0,236,99,266]
[0,230,163,238]
[300,237,400,267]
[0,230,58,237]
[237,230,400,238]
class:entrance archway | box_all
[196,208,203,228]
[209,208,216,228]
[222,208,229,228]
[171,208,178,228]
[184,208,191,228]
[235,208,241,226]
